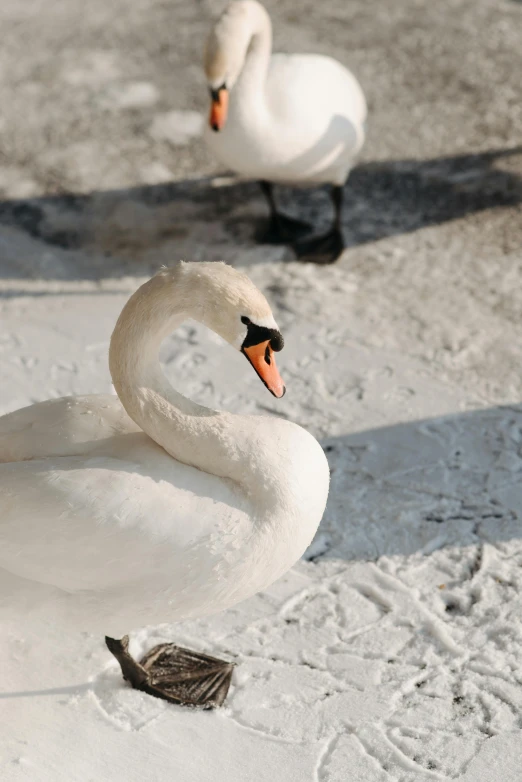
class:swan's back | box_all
[0,395,328,635]
[0,424,254,634]
[0,395,140,464]
[268,53,367,129]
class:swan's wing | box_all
[268,53,367,128]
[0,440,253,633]
[0,394,140,463]
[262,54,366,182]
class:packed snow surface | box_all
[1,0,522,779]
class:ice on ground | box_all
[1,0,522,778]
[2,256,522,780]
[114,82,160,109]
[149,111,205,146]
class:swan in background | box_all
[0,261,329,707]
[204,0,367,264]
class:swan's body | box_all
[207,51,365,187]
[204,1,366,186]
[0,262,329,641]
[203,1,366,263]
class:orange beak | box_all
[243,340,286,398]
[209,88,229,132]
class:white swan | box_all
[0,261,329,706]
[204,0,367,264]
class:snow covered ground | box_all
[1,0,522,780]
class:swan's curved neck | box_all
[108,270,329,592]
[109,275,242,485]
[235,6,272,98]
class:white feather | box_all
[0,262,329,636]
[204,0,366,186]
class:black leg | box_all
[292,185,345,265]
[260,180,277,217]
[105,635,149,688]
[332,185,343,232]
[106,635,235,709]
[257,180,312,244]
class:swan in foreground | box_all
[0,261,329,707]
[204,0,367,264]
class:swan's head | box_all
[168,261,286,398]
[204,1,268,132]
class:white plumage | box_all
[0,262,329,637]
[204,0,366,186]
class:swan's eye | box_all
[241,316,251,325]
[264,344,271,365]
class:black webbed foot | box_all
[292,227,344,264]
[105,635,235,709]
